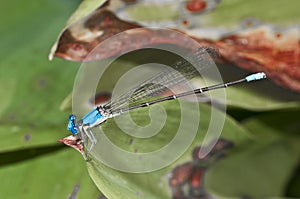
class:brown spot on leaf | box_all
[24,133,31,142]
[169,138,234,199]
[121,0,138,3]
[129,138,133,145]
[169,162,194,187]
[37,78,48,88]
[185,0,207,13]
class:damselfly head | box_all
[67,114,78,135]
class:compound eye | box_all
[69,114,76,121]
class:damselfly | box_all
[67,47,266,155]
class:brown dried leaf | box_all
[49,0,108,60]
[53,8,140,61]
[199,26,300,92]
[50,2,300,92]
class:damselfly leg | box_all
[82,125,97,156]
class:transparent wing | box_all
[103,46,219,114]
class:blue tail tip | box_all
[246,72,267,82]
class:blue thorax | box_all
[67,108,105,135]
[81,108,104,126]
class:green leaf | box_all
[0,149,101,199]
[125,4,180,21]
[241,109,300,197]
[286,166,300,197]
[225,82,300,110]
[204,109,300,198]
[85,102,252,199]
[206,0,300,26]
[242,108,300,137]
[0,125,64,153]
[217,66,300,111]
[0,0,81,127]
[205,138,300,198]
[0,0,81,158]
[0,0,101,198]
[65,0,108,26]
